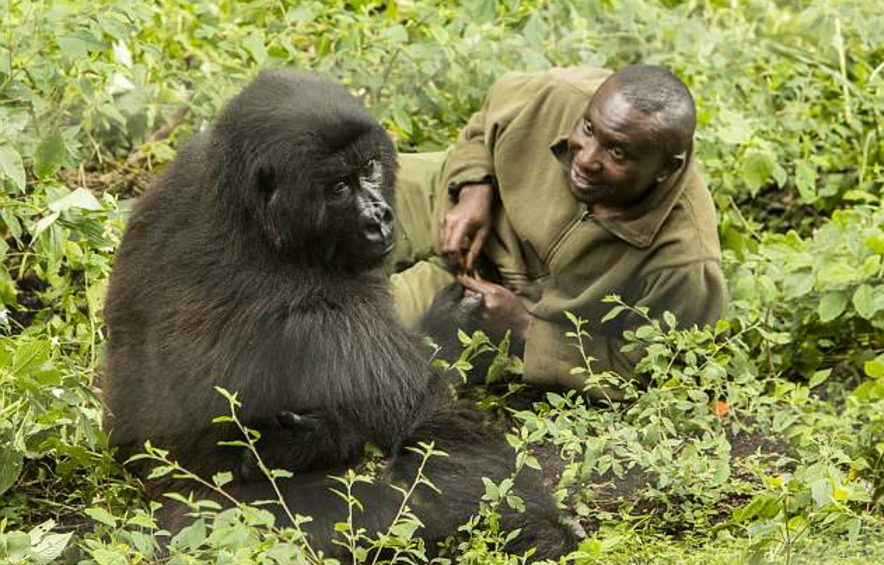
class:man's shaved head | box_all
[567,64,698,212]
[603,65,696,156]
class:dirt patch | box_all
[57,165,154,200]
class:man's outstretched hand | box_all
[439,182,494,271]
[457,274,531,341]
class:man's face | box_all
[566,82,679,210]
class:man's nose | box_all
[574,142,602,173]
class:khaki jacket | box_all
[435,67,727,392]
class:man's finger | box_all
[439,225,462,264]
[457,274,497,295]
[465,227,489,271]
[441,220,465,252]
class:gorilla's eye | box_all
[331,180,350,198]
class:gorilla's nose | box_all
[361,203,394,244]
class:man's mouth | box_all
[569,167,604,193]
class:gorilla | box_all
[103,69,574,559]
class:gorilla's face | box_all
[210,70,399,272]
[323,158,395,269]
[250,126,398,272]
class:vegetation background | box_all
[1,0,883,563]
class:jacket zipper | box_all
[546,207,593,266]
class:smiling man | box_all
[391,65,726,394]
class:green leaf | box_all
[0,430,24,496]
[854,380,884,402]
[843,189,878,202]
[663,311,677,331]
[866,232,884,255]
[170,519,206,551]
[783,272,813,300]
[243,32,267,64]
[212,471,233,488]
[146,465,176,479]
[817,262,860,287]
[810,477,832,507]
[0,145,26,192]
[467,0,497,22]
[48,187,102,213]
[809,369,831,388]
[0,263,18,307]
[5,531,31,561]
[86,279,108,315]
[852,284,878,319]
[390,106,413,136]
[84,507,118,528]
[740,151,774,196]
[771,162,787,187]
[12,339,50,377]
[31,212,60,241]
[34,130,67,179]
[31,531,73,563]
[635,325,656,340]
[522,14,547,45]
[864,359,884,379]
[600,305,625,323]
[717,110,753,145]
[92,547,128,565]
[818,292,847,322]
[794,159,817,203]
[389,520,420,540]
[57,31,108,58]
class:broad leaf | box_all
[48,187,102,213]
[0,145,26,192]
[0,430,24,496]
[818,292,847,322]
[852,284,877,319]
[34,130,67,179]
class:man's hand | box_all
[457,274,531,341]
[439,183,494,271]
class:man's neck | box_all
[588,202,622,220]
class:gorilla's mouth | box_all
[368,238,396,260]
[354,230,396,268]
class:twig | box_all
[728,197,762,241]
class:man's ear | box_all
[655,151,686,184]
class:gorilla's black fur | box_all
[104,70,573,559]
[420,282,525,386]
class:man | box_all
[390,65,726,394]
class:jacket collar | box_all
[549,135,693,249]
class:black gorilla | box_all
[104,70,573,558]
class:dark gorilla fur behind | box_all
[104,69,573,559]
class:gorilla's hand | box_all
[239,410,330,483]
[276,410,324,436]
[439,183,494,271]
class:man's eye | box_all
[582,119,593,136]
[609,147,626,160]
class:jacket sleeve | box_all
[439,72,552,195]
[440,96,497,194]
[522,259,728,397]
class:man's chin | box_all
[568,182,608,205]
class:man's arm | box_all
[435,72,546,269]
